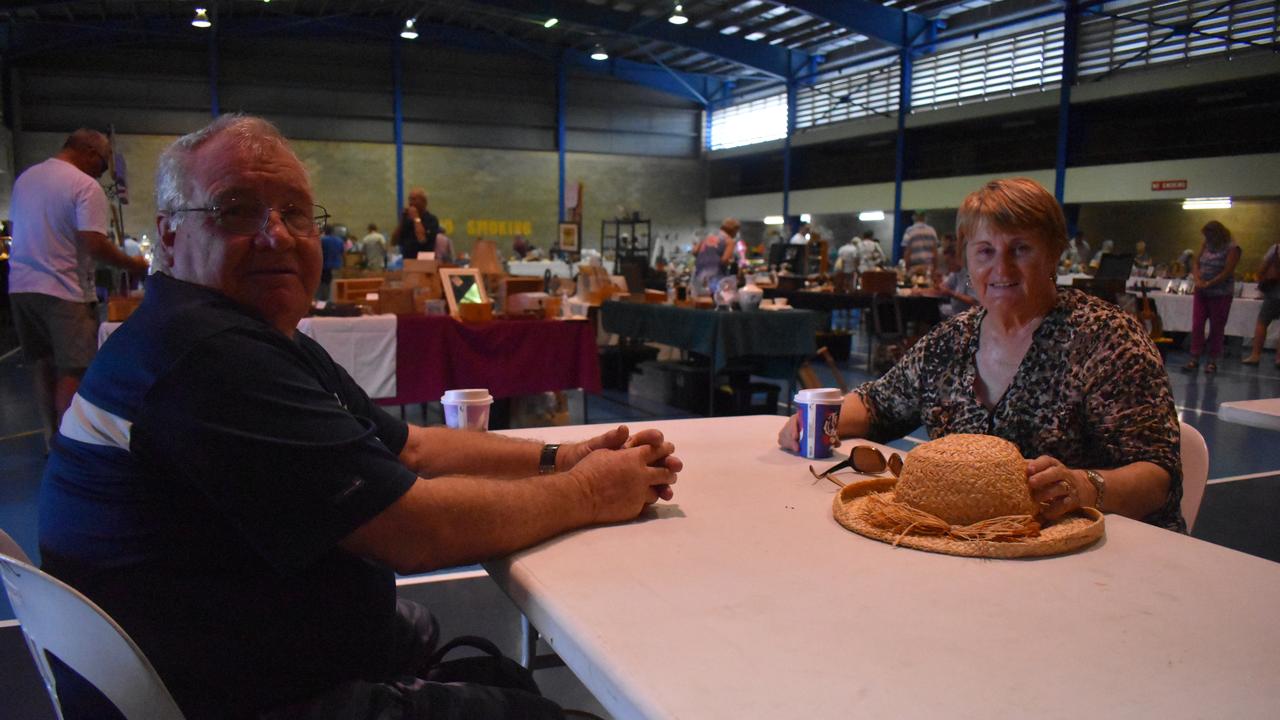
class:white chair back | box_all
[1179,422,1209,532]
[0,544,185,720]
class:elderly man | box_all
[901,211,938,279]
[39,115,680,719]
[396,186,442,261]
[8,128,149,448]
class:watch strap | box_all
[539,444,561,475]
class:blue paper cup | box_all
[794,388,844,459]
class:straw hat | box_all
[832,434,1104,558]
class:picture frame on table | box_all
[558,222,580,252]
[440,268,490,318]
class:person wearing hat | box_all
[779,177,1184,532]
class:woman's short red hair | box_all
[956,177,1068,259]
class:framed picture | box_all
[558,222,580,252]
[440,268,490,317]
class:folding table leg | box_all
[520,614,567,671]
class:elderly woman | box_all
[778,177,1184,531]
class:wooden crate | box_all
[332,277,385,304]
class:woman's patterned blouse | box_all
[854,289,1185,532]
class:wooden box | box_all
[374,287,416,314]
[457,301,494,323]
[333,277,385,304]
[107,296,142,322]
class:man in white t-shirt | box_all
[8,128,149,447]
[789,222,810,245]
[360,223,388,270]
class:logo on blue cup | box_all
[795,388,843,459]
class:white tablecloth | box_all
[100,314,398,399]
[296,315,397,399]
[508,260,577,278]
[1146,291,1280,346]
[485,416,1280,720]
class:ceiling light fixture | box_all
[590,45,609,61]
[544,17,559,28]
[763,215,784,225]
[669,3,689,25]
[192,8,211,28]
[401,19,419,40]
[1181,197,1232,210]
[858,210,886,222]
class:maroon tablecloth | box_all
[379,315,601,405]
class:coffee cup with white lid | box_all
[441,388,494,431]
[793,388,844,459]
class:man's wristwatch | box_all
[539,444,561,475]
[1084,469,1106,510]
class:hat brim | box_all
[832,477,1105,559]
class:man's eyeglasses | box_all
[173,199,330,237]
[809,445,903,486]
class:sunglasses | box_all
[809,445,903,487]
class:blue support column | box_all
[208,25,219,116]
[393,37,405,217]
[557,57,567,223]
[1054,0,1080,204]
[891,46,912,264]
[782,77,797,221]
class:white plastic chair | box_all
[1179,422,1209,532]
[0,530,185,720]
[0,527,31,564]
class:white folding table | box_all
[487,415,1280,719]
[1218,398,1280,431]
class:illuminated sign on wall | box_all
[1151,180,1188,191]
[465,219,534,237]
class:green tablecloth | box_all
[600,301,823,373]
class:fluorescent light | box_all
[1182,197,1231,210]
[192,8,211,28]
[590,46,609,61]
[669,4,689,24]
[799,213,811,223]
[763,216,784,225]
[543,17,559,28]
[858,210,886,222]
[400,19,419,40]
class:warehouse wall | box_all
[3,34,707,257]
[12,131,707,257]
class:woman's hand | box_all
[777,413,801,452]
[1026,455,1097,521]
[777,413,843,454]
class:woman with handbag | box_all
[1182,221,1241,375]
[1243,239,1280,366]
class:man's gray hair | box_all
[153,114,304,272]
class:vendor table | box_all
[485,416,1280,720]
[766,288,943,324]
[507,260,578,279]
[1143,291,1280,347]
[101,314,599,406]
[384,315,600,406]
[1218,398,1280,431]
[600,301,824,414]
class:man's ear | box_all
[156,215,177,266]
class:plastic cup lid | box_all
[441,388,493,404]
[794,388,844,405]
